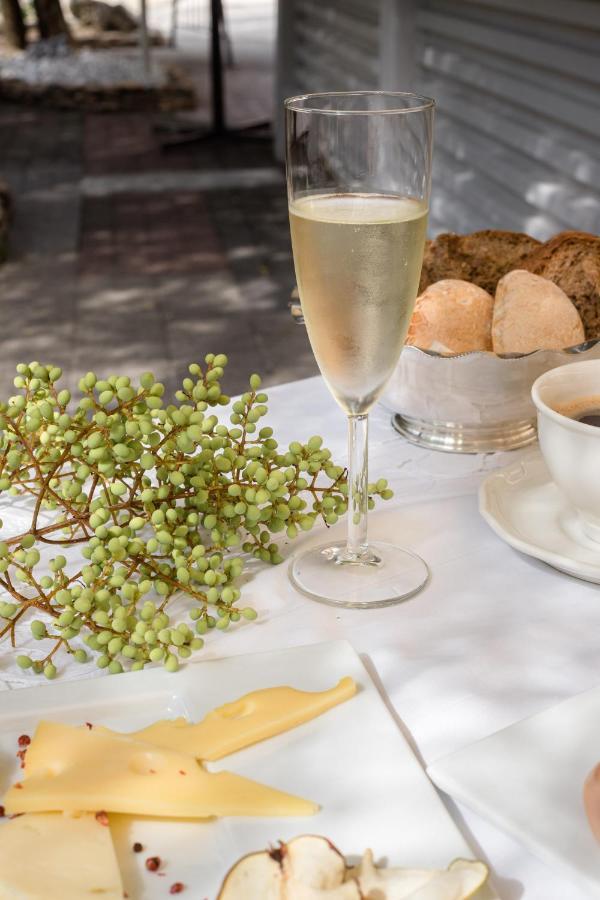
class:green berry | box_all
[164,654,179,673]
[57,609,74,627]
[108,637,123,656]
[30,620,47,639]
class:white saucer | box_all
[479,451,600,583]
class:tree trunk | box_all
[33,0,71,40]
[1,0,27,49]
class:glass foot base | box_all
[289,541,430,609]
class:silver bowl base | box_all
[392,413,538,454]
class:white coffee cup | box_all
[532,359,600,543]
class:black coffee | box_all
[553,396,600,427]
[577,413,600,427]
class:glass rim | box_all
[284,90,435,115]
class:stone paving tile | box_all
[153,269,247,319]
[165,308,316,399]
[71,272,172,388]
[0,256,79,389]
[205,183,296,305]
[83,113,160,175]
[0,105,82,166]
[11,186,80,257]
[80,191,227,276]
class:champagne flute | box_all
[285,91,434,608]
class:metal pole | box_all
[139,0,151,83]
[210,0,225,133]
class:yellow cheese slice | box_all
[5,720,317,818]
[131,676,357,760]
[0,812,123,900]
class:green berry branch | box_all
[0,356,392,678]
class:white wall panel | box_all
[416,0,600,237]
[276,0,600,238]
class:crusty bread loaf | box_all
[407,279,493,353]
[492,270,585,354]
[419,230,541,295]
[519,231,600,338]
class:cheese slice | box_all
[0,812,123,900]
[5,720,317,818]
[131,676,357,760]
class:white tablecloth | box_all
[2,374,600,900]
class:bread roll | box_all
[492,270,585,354]
[419,230,541,295]
[406,279,493,353]
[520,231,600,339]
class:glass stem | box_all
[346,413,369,558]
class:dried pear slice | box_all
[217,835,361,900]
[282,835,361,899]
[352,848,488,899]
[217,849,283,900]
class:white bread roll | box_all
[406,279,494,353]
[493,270,585,354]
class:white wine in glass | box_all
[289,193,428,415]
[285,92,434,608]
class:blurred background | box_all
[0,0,599,396]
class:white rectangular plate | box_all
[428,684,600,896]
[0,640,495,899]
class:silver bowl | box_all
[380,342,600,454]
